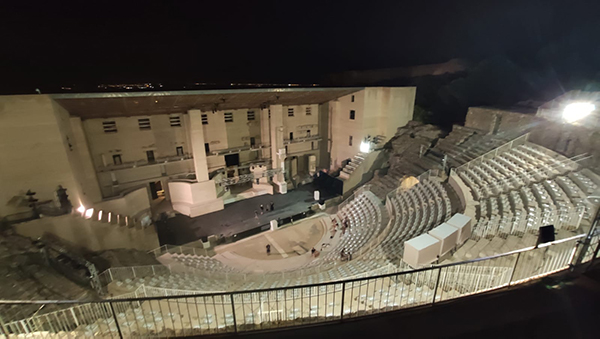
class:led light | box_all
[563,102,595,123]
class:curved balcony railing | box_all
[2,232,599,338]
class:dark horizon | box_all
[2,0,600,94]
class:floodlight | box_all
[563,102,595,123]
[360,141,371,153]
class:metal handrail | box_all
[2,233,597,338]
[456,133,530,171]
[98,154,193,172]
[4,233,586,305]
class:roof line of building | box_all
[49,87,366,100]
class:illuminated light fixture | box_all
[84,208,94,219]
[563,102,595,123]
[77,205,86,214]
[360,141,371,153]
[98,210,103,221]
[107,212,112,223]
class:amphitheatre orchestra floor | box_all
[213,215,335,272]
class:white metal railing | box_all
[99,154,193,172]
[3,233,597,338]
[457,133,529,171]
[149,245,210,258]
[336,184,372,214]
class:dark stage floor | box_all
[156,183,336,245]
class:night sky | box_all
[1,0,599,93]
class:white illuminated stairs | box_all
[339,153,367,180]
[339,135,386,180]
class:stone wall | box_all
[14,214,159,252]
[92,187,151,218]
[465,106,600,169]
[464,107,540,133]
[0,95,87,217]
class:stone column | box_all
[269,104,287,194]
[167,109,224,218]
[260,108,271,159]
[329,100,341,170]
[188,109,209,182]
[318,103,331,171]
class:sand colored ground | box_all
[211,215,335,273]
[218,218,324,260]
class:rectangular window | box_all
[204,143,210,154]
[224,112,233,123]
[176,146,184,156]
[305,107,312,115]
[306,129,311,137]
[289,132,294,140]
[349,136,353,146]
[138,118,151,130]
[250,137,256,146]
[170,115,181,127]
[247,110,255,121]
[201,113,208,125]
[350,110,356,120]
[103,121,117,133]
[146,150,155,162]
[311,141,317,150]
[287,108,294,117]
[351,95,355,102]
[112,154,122,165]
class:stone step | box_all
[465,238,490,259]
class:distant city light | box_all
[360,141,371,153]
[563,102,595,123]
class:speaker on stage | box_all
[537,225,555,246]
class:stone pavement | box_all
[156,184,332,245]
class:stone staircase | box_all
[339,135,386,180]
